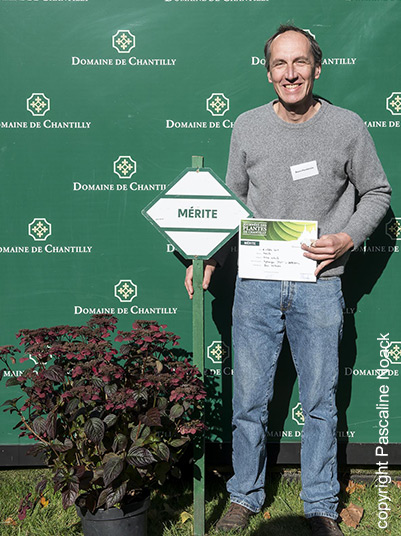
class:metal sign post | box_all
[191,155,206,536]
[142,156,252,535]
[192,256,205,535]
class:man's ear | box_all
[267,70,272,84]
[314,63,321,80]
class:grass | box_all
[0,468,400,535]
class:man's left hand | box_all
[301,232,354,276]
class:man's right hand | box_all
[184,259,217,300]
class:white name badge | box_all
[290,160,319,181]
[238,218,317,282]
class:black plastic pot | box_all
[76,495,150,536]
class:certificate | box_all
[238,219,318,282]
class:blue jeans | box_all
[227,277,344,519]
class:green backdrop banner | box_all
[0,0,400,462]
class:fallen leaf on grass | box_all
[263,511,271,520]
[40,496,49,507]
[393,480,401,489]
[340,503,364,528]
[345,480,366,494]
[3,517,17,526]
[180,511,192,524]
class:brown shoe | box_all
[309,516,344,535]
[216,502,254,532]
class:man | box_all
[185,25,391,535]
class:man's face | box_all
[267,31,321,108]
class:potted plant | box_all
[0,315,206,535]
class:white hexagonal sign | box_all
[142,167,252,259]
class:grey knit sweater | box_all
[226,99,392,277]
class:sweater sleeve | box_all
[341,120,392,248]
[209,119,249,268]
[225,119,249,205]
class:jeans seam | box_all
[261,343,282,424]
[305,511,339,520]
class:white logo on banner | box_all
[26,93,50,117]
[28,218,52,241]
[386,92,401,115]
[113,156,137,179]
[292,402,305,426]
[112,30,135,54]
[114,280,138,302]
[385,218,401,240]
[207,341,230,365]
[206,93,230,117]
[302,28,316,39]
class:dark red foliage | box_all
[0,316,206,514]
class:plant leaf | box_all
[64,437,73,450]
[169,404,184,419]
[156,442,170,462]
[91,377,104,388]
[40,496,49,507]
[340,503,364,528]
[1,397,22,408]
[103,455,124,487]
[157,397,168,411]
[52,438,74,452]
[170,437,190,448]
[84,417,105,445]
[5,376,20,387]
[61,480,79,509]
[181,511,192,524]
[105,481,128,509]
[65,398,79,415]
[36,478,48,495]
[97,486,113,509]
[32,416,47,436]
[103,414,117,428]
[46,412,57,440]
[127,446,157,468]
[130,424,150,442]
[26,443,47,456]
[93,467,104,482]
[142,407,161,427]
[345,480,366,494]
[75,465,86,479]
[104,383,118,397]
[112,433,128,453]
[43,365,64,383]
